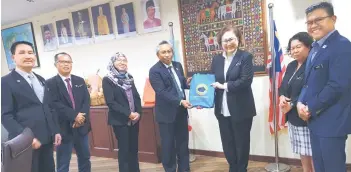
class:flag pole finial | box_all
[268,3,274,8]
[168,22,173,27]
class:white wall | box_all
[1,0,350,163]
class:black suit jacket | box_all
[1,70,59,145]
[102,75,142,126]
[149,61,189,123]
[279,60,306,126]
[46,74,91,142]
[211,50,256,121]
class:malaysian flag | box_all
[267,21,287,134]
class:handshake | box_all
[73,112,86,128]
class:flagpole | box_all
[265,3,290,172]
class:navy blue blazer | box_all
[46,74,91,142]
[1,70,59,145]
[211,49,256,121]
[149,61,189,123]
[302,30,351,137]
[102,75,142,126]
[279,60,306,126]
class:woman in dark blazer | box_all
[210,25,256,172]
[102,52,142,172]
[278,32,313,172]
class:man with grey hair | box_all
[46,52,91,172]
[149,40,192,172]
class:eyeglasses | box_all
[222,37,237,44]
[305,16,330,26]
[57,60,73,64]
[116,59,128,63]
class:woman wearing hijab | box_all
[102,52,142,172]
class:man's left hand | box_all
[186,77,192,86]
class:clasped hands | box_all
[297,102,310,121]
[129,112,141,121]
[32,134,61,150]
[73,112,86,128]
[279,95,292,114]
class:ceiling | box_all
[1,0,91,26]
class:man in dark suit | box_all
[149,41,192,172]
[46,52,91,172]
[1,41,62,172]
[297,2,351,172]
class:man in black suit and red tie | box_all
[46,52,91,172]
[1,41,62,172]
[149,41,192,172]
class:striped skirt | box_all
[288,122,312,156]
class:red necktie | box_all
[65,78,75,109]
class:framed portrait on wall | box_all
[1,22,40,70]
[91,3,115,42]
[56,19,73,47]
[71,8,93,45]
[115,2,137,38]
[178,0,268,76]
[40,23,58,51]
[140,0,162,33]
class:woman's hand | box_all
[279,95,290,107]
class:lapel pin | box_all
[322,45,327,48]
[17,80,20,83]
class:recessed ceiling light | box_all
[27,0,34,2]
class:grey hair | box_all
[54,52,72,65]
[155,40,173,55]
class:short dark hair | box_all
[305,2,334,16]
[10,41,34,55]
[146,0,155,11]
[54,52,72,64]
[286,32,313,53]
[216,25,243,47]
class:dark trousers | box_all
[112,123,140,172]
[310,132,347,172]
[56,134,91,172]
[158,108,190,172]
[31,143,55,172]
[217,116,253,172]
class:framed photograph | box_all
[91,3,115,42]
[55,19,73,47]
[115,2,137,38]
[71,8,93,44]
[140,0,162,33]
[40,23,58,51]
[1,22,40,70]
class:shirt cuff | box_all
[224,83,228,92]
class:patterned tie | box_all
[28,74,44,103]
[168,66,184,99]
[65,78,75,109]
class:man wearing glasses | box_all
[297,2,351,172]
[46,52,91,172]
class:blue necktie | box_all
[305,42,320,75]
[168,66,184,99]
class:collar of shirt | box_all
[15,67,34,79]
[222,50,237,60]
[316,29,336,47]
[163,62,173,68]
[59,73,71,83]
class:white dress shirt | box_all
[163,63,183,94]
[222,51,237,117]
[59,74,72,90]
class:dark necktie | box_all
[168,66,184,99]
[65,78,75,109]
